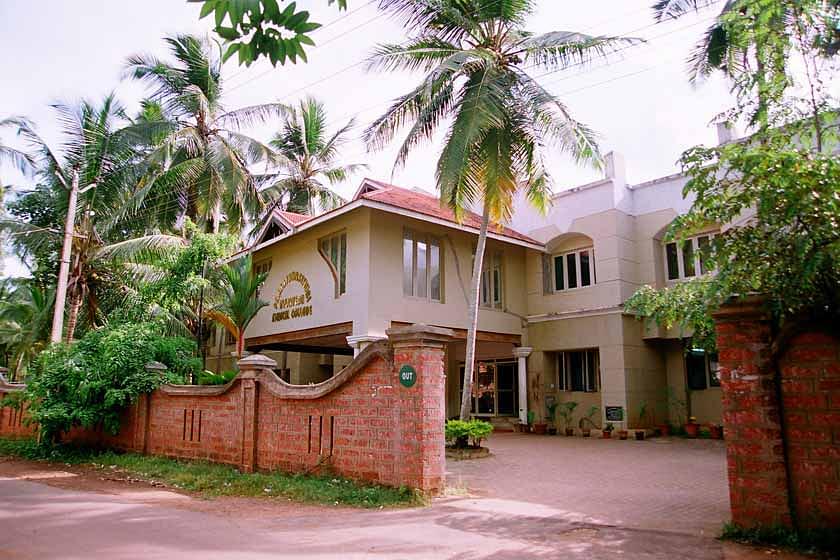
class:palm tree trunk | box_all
[236,329,244,360]
[459,202,490,421]
[65,290,83,343]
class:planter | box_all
[618,430,628,440]
[602,430,612,439]
[446,446,491,461]
[547,427,557,435]
[634,430,646,441]
[582,429,591,438]
[708,425,723,440]
[515,422,528,433]
[657,424,671,437]
[684,422,700,438]
[565,428,575,437]
[532,423,548,435]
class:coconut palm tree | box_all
[365,0,637,420]
[0,280,53,380]
[1,96,184,341]
[124,34,282,233]
[257,97,364,219]
[206,253,268,359]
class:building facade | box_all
[208,150,724,431]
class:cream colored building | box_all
[208,150,724,430]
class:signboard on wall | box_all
[399,365,417,388]
[272,271,313,322]
[605,406,624,422]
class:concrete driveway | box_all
[447,432,730,536]
[1,437,798,559]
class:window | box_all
[685,348,720,390]
[665,233,715,281]
[253,259,272,298]
[553,248,595,291]
[319,232,347,297]
[557,349,600,392]
[459,360,518,416]
[403,230,442,302]
[480,251,503,309]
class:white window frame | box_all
[403,229,443,302]
[479,250,503,309]
[253,258,272,298]
[556,349,600,393]
[664,232,716,282]
[553,247,595,292]
[318,231,347,298]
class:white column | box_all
[346,335,386,357]
[514,347,533,425]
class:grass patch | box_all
[0,437,422,509]
[721,522,840,558]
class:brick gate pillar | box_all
[386,324,453,494]
[713,297,792,528]
[237,354,276,473]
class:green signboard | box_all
[399,365,417,388]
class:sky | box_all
[0,0,733,278]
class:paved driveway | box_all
[447,432,730,536]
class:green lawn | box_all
[0,438,422,508]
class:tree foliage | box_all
[24,321,201,441]
[191,0,347,66]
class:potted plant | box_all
[685,416,700,438]
[602,422,615,439]
[581,405,599,437]
[634,402,648,441]
[526,410,536,433]
[546,402,559,435]
[558,401,578,436]
[617,426,628,440]
[708,423,723,439]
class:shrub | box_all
[24,321,201,441]
[196,370,238,386]
[445,419,493,449]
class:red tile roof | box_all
[275,210,312,225]
[356,179,540,245]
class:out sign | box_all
[399,365,417,388]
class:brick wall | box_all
[0,324,451,493]
[714,298,840,530]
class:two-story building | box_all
[208,144,724,431]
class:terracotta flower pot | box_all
[657,424,671,437]
[533,423,548,435]
[602,430,612,439]
[634,430,646,441]
[708,425,723,439]
[582,429,591,438]
[618,430,628,440]
[685,422,700,438]
[565,428,575,437]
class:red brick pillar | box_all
[386,324,452,494]
[713,297,792,528]
[238,354,275,473]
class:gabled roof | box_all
[253,208,313,244]
[354,178,540,245]
[278,210,311,225]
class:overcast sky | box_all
[0,0,732,277]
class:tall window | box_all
[403,230,442,301]
[480,251,503,309]
[685,348,720,390]
[553,248,595,291]
[319,231,347,297]
[665,233,715,281]
[557,349,600,392]
[253,259,272,298]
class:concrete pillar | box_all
[346,335,387,357]
[514,347,533,425]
